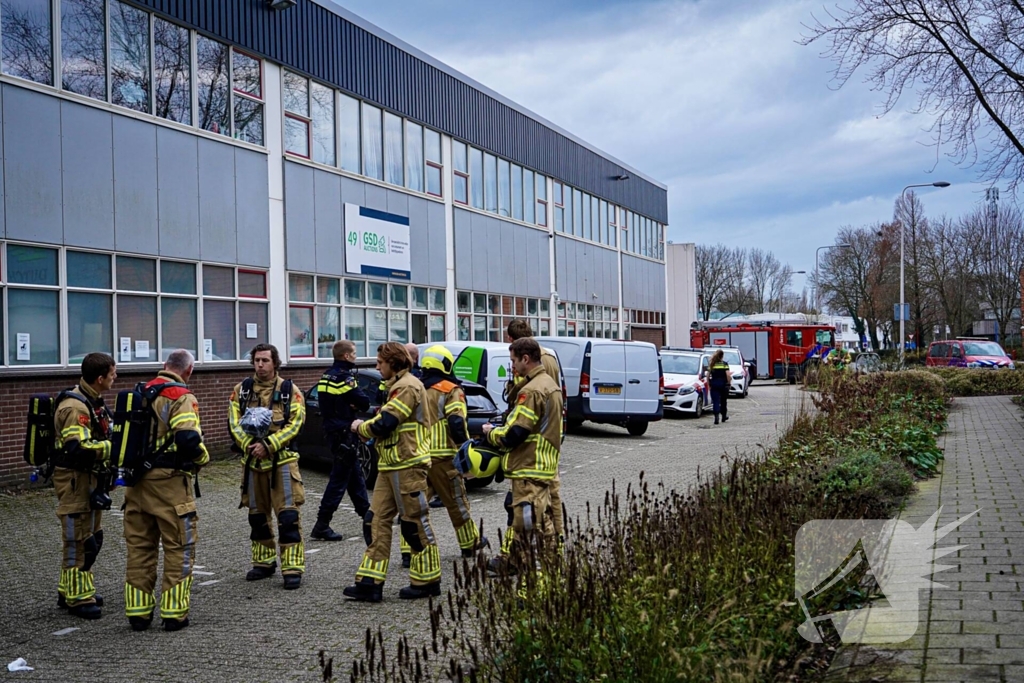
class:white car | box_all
[704,346,749,397]
[661,350,710,416]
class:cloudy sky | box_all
[331,0,997,279]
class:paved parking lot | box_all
[0,383,807,682]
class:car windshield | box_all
[964,342,1006,357]
[466,390,497,413]
[720,350,740,365]
[662,354,701,375]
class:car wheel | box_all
[694,394,704,417]
[626,421,648,436]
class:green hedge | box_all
[924,367,1024,396]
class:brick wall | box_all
[630,326,665,347]
[0,364,331,489]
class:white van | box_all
[535,337,663,436]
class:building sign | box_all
[344,204,411,280]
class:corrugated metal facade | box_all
[131,0,668,223]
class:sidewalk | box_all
[826,396,1024,682]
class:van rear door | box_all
[587,341,626,413]
[624,343,660,415]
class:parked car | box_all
[535,337,663,436]
[702,346,750,397]
[925,339,1015,369]
[295,368,502,489]
[660,349,710,417]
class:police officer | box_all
[420,345,487,557]
[343,342,439,602]
[708,349,730,425]
[123,349,209,632]
[53,352,116,620]
[310,340,371,542]
[229,343,307,590]
[483,337,563,573]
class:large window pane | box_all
[289,306,313,357]
[67,251,111,289]
[412,286,428,310]
[345,308,365,357]
[8,245,58,285]
[361,103,383,180]
[117,256,156,291]
[239,302,267,357]
[384,111,403,186]
[344,279,365,305]
[573,189,583,237]
[117,295,157,362]
[8,289,59,364]
[453,140,467,173]
[430,314,445,342]
[234,96,264,145]
[283,71,308,115]
[484,153,497,213]
[497,159,510,218]
[203,299,236,361]
[238,270,266,297]
[110,0,151,113]
[232,49,261,98]
[411,313,427,344]
[389,310,408,343]
[469,147,483,209]
[284,115,309,157]
[196,36,230,136]
[430,289,445,311]
[161,298,197,359]
[457,315,470,341]
[424,129,441,196]
[582,193,592,241]
[367,309,387,356]
[62,0,105,98]
[68,292,112,361]
[317,306,340,358]
[390,284,408,308]
[154,18,191,124]
[405,121,424,193]
[289,273,313,302]
[311,82,336,166]
[511,165,523,221]
[317,277,340,304]
[339,94,360,173]
[161,261,196,294]
[367,281,386,307]
[3,0,53,85]
[203,265,234,297]
[524,169,535,224]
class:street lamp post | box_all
[898,182,951,365]
[815,245,851,315]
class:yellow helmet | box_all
[454,440,503,479]
[421,345,454,374]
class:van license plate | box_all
[597,386,621,395]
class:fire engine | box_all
[689,320,836,382]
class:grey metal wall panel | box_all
[131,0,668,223]
[340,176,365,208]
[406,195,429,286]
[284,162,316,272]
[61,102,115,250]
[426,200,446,287]
[523,230,537,299]
[621,255,665,310]
[235,149,270,267]
[498,220,515,295]
[536,231,550,298]
[313,170,343,276]
[197,138,237,263]
[653,262,666,309]
[156,128,200,259]
[554,236,566,302]
[470,212,489,292]
[364,183,387,212]
[453,208,471,290]
[386,188,408,217]
[4,86,62,244]
[113,117,159,256]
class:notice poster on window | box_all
[344,203,411,280]
[135,340,149,359]
[120,337,132,363]
[16,333,30,361]
[246,323,258,339]
[203,339,213,362]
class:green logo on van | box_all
[453,346,484,383]
[497,365,507,379]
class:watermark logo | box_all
[795,507,978,644]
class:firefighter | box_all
[420,345,487,557]
[708,349,730,425]
[343,342,439,602]
[310,340,371,542]
[53,352,116,620]
[483,337,563,574]
[123,349,209,632]
[229,344,307,590]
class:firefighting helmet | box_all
[454,440,503,479]
[421,345,454,374]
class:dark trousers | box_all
[317,445,370,525]
[711,386,728,418]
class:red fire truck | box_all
[689,320,837,382]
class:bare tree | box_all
[917,216,981,338]
[747,248,788,314]
[802,1,1024,191]
[969,201,1024,342]
[696,244,744,321]
[893,190,942,346]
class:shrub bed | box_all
[924,367,1024,396]
[332,372,947,683]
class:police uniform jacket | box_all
[146,370,210,471]
[422,370,468,460]
[487,364,562,480]
[228,374,305,472]
[54,382,112,471]
[709,361,731,389]
[316,360,369,449]
[356,368,429,471]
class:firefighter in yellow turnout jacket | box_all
[344,342,440,602]
[123,349,210,632]
[229,344,307,590]
[52,353,117,620]
[420,345,487,557]
[484,337,563,573]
